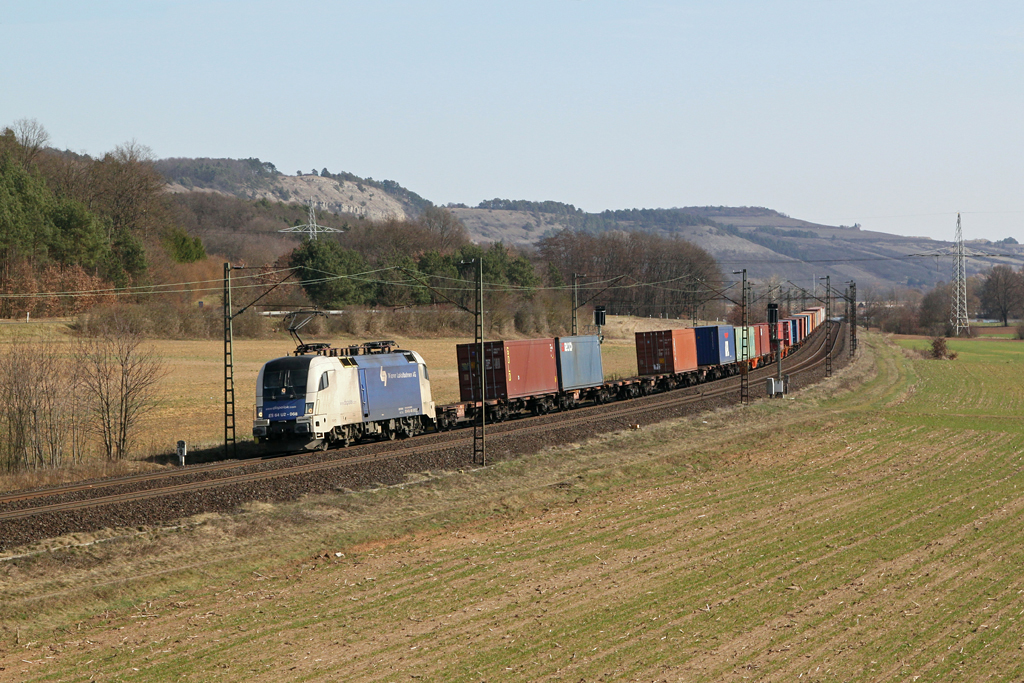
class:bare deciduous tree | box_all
[538,230,722,319]
[88,140,169,236]
[420,207,469,253]
[81,328,165,461]
[979,265,1023,326]
[0,339,87,471]
[7,118,50,166]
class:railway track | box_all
[0,324,845,551]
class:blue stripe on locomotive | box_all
[354,353,426,421]
[555,335,604,391]
[263,398,305,421]
[694,325,737,366]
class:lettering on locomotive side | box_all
[389,371,417,380]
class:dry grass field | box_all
[6,327,1024,681]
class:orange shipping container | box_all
[635,329,698,376]
[754,323,770,358]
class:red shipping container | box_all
[457,338,558,402]
[635,329,698,376]
[754,324,770,358]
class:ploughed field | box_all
[4,331,1024,681]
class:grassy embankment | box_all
[4,331,1024,680]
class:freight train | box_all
[252,307,827,451]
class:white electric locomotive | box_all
[252,341,435,450]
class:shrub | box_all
[73,302,221,339]
[232,307,270,339]
[73,304,153,337]
[930,336,951,360]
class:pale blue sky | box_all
[3,1,1023,242]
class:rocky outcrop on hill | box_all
[167,174,408,223]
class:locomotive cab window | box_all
[318,372,330,391]
[262,357,310,399]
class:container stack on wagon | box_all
[454,334,613,419]
[635,329,698,375]
[635,328,701,391]
[694,325,736,379]
[736,326,758,363]
[554,335,612,405]
[456,338,558,420]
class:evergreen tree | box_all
[289,239,372,306]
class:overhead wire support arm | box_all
[575,275,628,309]
[572,274,627,335]
[687,278,743,308]
[784,281,828,305]
[230,270,299,320]
[396,266,475,315]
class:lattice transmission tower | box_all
[951,213,970,336]
[279,198,346,240]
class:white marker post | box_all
[177,440,187,467]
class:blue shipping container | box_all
[356,354,426,421]
[783,319,797,345]
[794,314,810,339]
[555,335,604,391]
[694,325,737,366]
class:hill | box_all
[156,157,427,222]
[153,158,1024,290]
[451,204,1024,290]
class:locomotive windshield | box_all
[262,357,310,399]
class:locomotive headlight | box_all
[305,402,314,415]
[257,408,263,418]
